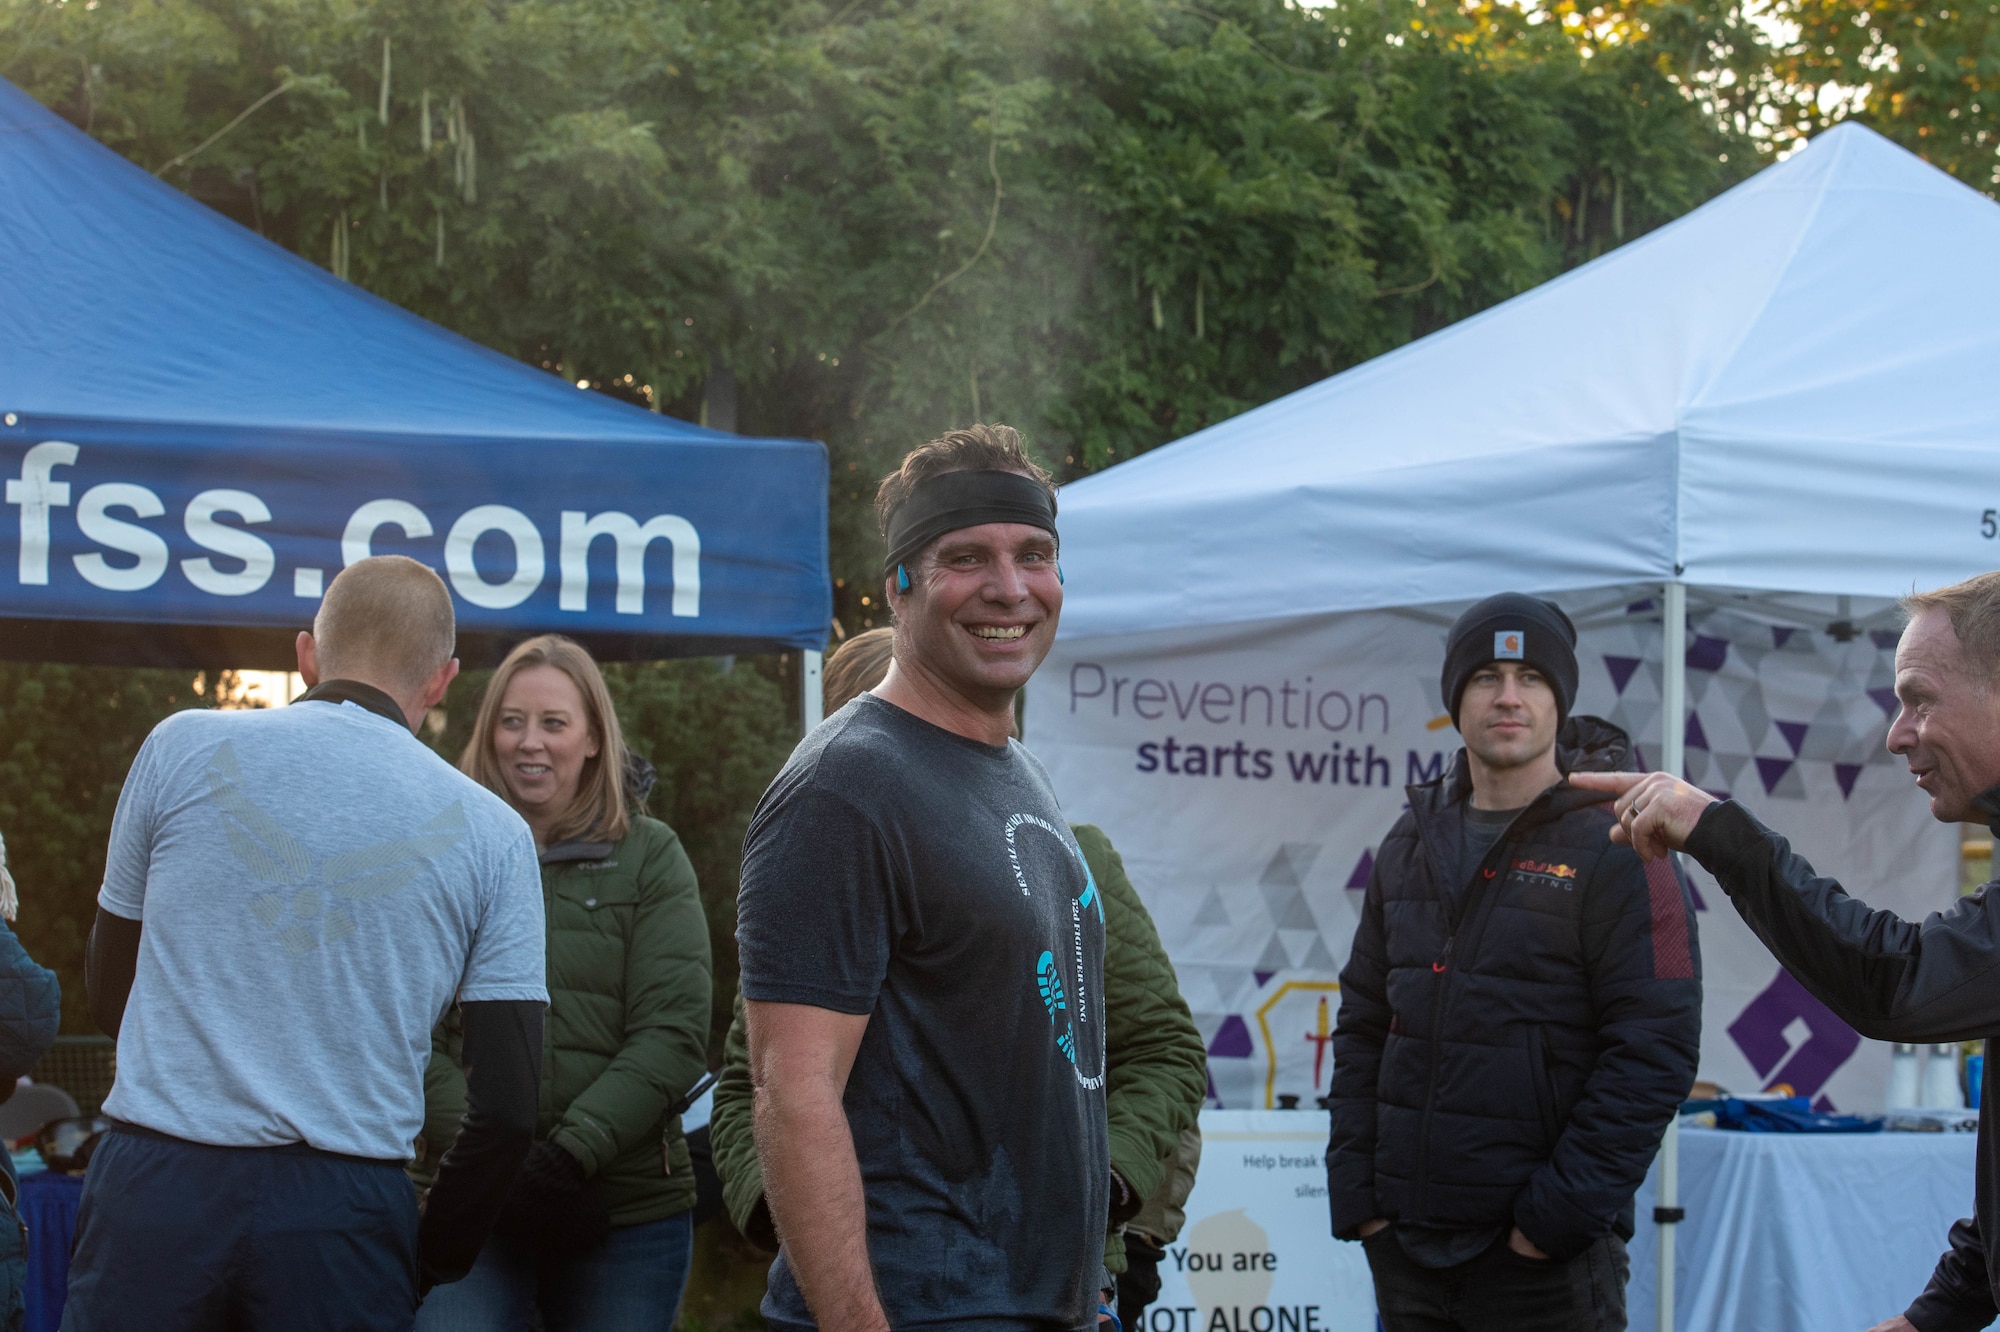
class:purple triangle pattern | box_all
[1209,1014,1253,1058]
[1252,971,1275,988]
[1834,763,1864,799]
[1756,756,1795,794]
[1868,687,1899,716]
[1872,630,1902,651]
[1626,599,1656,615]
[1687,636,1729,673]
[1773,627,1796,649]
[1685,713,1709,752]
[1604,656,1642,696]
[1813,1093,1837,1114]
[1775,721,1809,756]
[1346,849,1375,890]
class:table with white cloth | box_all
[1626,1125,1977,1332]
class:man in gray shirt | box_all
[63,556,548,1332]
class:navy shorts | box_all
[61,1125,420,1332]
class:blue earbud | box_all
[1057,562,1065,585]
[896,564,910,593]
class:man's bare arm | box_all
[86,907,142,1039]
[747,998,885,1332]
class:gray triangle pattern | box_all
[1300,935,1339,971]
[1255,934,1292,972]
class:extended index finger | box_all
[1565,771,1648,794]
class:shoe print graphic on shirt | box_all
[205,741,470,955]
[1037,950,1077,1062]
[1009,813,1106,1090]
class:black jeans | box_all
[1362,1228,1629,1332]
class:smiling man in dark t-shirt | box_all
[737,424,1109,1332]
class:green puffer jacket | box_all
[710,822,1206,1273]
[416,814,712,1227]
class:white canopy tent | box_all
[1055,121,2000,636]
[1028,123,2000,1331]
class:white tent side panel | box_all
[1027,591,1957,1114]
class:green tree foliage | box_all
[0,667,223,1030]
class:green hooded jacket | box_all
[416,814,713,1226]
[710,822,1205,1272]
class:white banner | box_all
[1028,589,1959,1116]
[1151,1110,1375,1332]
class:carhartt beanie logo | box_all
[1442,593,1579,728]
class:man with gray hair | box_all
[64,556,548,1332]
[1576,570,2000,1332]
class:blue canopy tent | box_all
[0,77,829,688]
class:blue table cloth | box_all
[1627,1125,1977,1332]
[20,1171,81,1332]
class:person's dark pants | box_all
[411,1211,694,1332]
[61,1125,419,1332]
[1362,1229,1629,1332]
[1117,1233,1166,1331]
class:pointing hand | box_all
[1567,771,1716,861]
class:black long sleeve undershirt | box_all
[85,906,141,1039]
[419,998,543,1289]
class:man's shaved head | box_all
[313,557,456,695]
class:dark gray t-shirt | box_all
[1457,804,1523,891]
[737,694,1110,1331]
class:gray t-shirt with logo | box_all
[738,694,1110,1331]
[99,698,547,1161]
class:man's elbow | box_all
[87,992,123,1041]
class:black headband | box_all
[882,469,1059,576]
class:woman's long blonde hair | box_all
[460,635,631,845]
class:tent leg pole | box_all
[802,648,824,735]
[1656,579,1687,1332]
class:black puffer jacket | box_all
[1326,717,1701,1260]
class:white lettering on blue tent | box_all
[8,444,708,622]
[6,440,76,585]
[558,510,700,617]
[445,505,544,610]
[74,482,167,591]
[183,489,274,596]
[342,499,432,566]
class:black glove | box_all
[493,1141,612,1256]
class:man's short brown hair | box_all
[1904,571,2000,683]
[874,424,1056,541]
[314,556,456,694]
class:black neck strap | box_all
[883,469,1057,576]
[297,679,411,731]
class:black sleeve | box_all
[417,998,542,1289]
[1326,849,1391,1240]
[1515,846,1702,1260]
[1688,799,2000,1041]
[736,784,894,1014]
[1906,1217,1999,1332]
[86,907,142,1040]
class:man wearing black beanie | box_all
[1326,592,1702,1332]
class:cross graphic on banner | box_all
[1305,996,1334,1089]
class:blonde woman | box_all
[414,636,711,1330]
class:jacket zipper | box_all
[1411,818,1525,1220]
